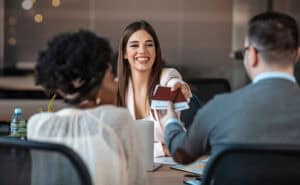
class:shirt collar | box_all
[253,72,296,84]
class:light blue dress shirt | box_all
[164,118,181,128]
[252,72,296,84]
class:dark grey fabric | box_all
[165,78,300,163]
[0,138,92,185]
[0,147,31,185]
[31,150,82,185]
[201,144,300,185]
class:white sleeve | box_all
[160,68,185,87]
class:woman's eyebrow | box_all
[145,40,154,43]
[128,39,153,44]
[128,40,139,44]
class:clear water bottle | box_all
[10,108,27,139]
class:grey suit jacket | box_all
[165,78,300,164]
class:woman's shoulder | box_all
[28,111,53,126]
[91,105,134,124]
[92,105,131,116]
[27,108,84,131]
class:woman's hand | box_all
[171,82,192,100]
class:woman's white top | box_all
[28,105,146,185]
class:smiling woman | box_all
[125,29,156,73]
[116,20,192,157]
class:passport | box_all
[150,86,189,111]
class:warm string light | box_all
[34,14,43,23]
[52,0,61,7]
[21,0,37,10]
[7,16,17,46]
[20,0,63,24]
[21,0,33,10]
[8,37,17,46]
[9,0,63,46]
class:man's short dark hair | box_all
[248,11,299,65]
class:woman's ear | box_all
[107,63,112,71]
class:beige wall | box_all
[232,0,269,89]
[3,0,300,89]
[5,0,234,85]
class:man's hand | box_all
[161,102,177,129]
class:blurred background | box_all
[0,0,299,90]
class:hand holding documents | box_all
[151,86,189,112]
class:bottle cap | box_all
[14,108,22,114]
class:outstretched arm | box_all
[162,102,209,164]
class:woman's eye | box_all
[146,43,154,47]
[129,44,139,48]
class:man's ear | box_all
[248,47,259,67]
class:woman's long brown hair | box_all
[116,20,163,107]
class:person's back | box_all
[195,77,300,155]
[78,105,146,185]
[163,11,300,164]
[28,30,147,184]
[28,107,129,185]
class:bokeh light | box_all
[8,37,17,46]
[34,14,43,23]
[8,17,17,26]
[8,27,16,35]
[21,0,33,10]
[51,0,61,7]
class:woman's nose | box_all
[137,45,146,53]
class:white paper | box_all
[151,100,189,112]
[154,156,177,165]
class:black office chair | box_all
[0,121,10,136]
[186,78,231,104]
[201,144,300,185]
[180,94,202,129]
[0,137,93,185]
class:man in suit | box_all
[162,11,300,164]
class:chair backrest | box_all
[201,144,300,185]
[0,137,93,185]
[180,94,202,129]
[186,78,231,104]
[0,121,9,136]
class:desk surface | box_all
[149,165,192,185]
